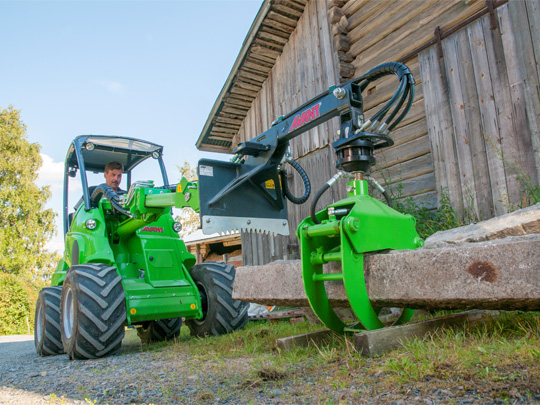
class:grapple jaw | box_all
[198,158,290,236]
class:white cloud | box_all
[95,79,126,95]
[38,153,64,190]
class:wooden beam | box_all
[354,310,497,356]
[276,329,335,351]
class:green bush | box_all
[0,272,39,335]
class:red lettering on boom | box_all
[288,103,321,132]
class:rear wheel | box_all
[137,318,182,344]
[60,263,126,360]
[186,262,249,337]
[35,287,64,356]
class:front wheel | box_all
[185,262,249,337]
[35,287,64,356]
[60,263,126,360]
[137,318,182,344]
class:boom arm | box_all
[113,178,199,238]
[198,62,415,235]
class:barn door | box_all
[419,0,540,220]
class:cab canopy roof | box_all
[66,135,163,173]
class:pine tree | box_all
[0,106,56,277]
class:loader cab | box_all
[63,135,169,236]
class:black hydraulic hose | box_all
[280,157,311,204]
[382,190,393,208]
[384,85,409,127]
[389,84,415,131]
[90,183,131,216]
[351,62,414,133]
[369,79,406,124]
[310,183,331,225]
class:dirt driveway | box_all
[0,331,245,404]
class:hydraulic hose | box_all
[368,176,393,208]
[310,172,343,224]
[280,157,311,204]
[382,190,393,208]
[90,183,131,217]
[310,183,330,225]
[354,61,415,133]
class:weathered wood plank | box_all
[506,0,540,184]
[373,153,433,186]
[354,310,497,357]
[345,0,394,32]
[342,0,370,21]
[456,28,493,220]
[443,33,481,219]
[348,0,436,57]
[276,329,335,351]
[267,10,298,27]
[375,135,431,170]
[353,0,485,70]
[467,18,508,216]
[249,45,282,60]
[273,3,303,18]
[525,0,540,82]
[386,117,428,148]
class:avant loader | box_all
[35,136,248,359]
[36,61,421,359]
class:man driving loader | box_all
[103,161,124,193]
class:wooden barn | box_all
[196,0,540,266]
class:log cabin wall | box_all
[420,0,540,220]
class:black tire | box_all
[60,263,126,360]
[137,318,182,344]
[35,287,64,356]
[185,262,249,337]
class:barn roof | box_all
[196,0,307,153]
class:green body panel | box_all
[51,181,203,325]
[298,180,423,333]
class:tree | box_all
[176,161,200,238]
[0,106,56,278]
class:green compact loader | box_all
[35,135,248,360]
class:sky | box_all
[1,0,264,252]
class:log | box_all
[328,6,344,24]
[232,206,540,311]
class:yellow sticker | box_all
[130,308,136,315]
[190,304,196,310]
[265,180,275,189]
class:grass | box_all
[132,311,540,402]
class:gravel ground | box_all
[1,330,539,404]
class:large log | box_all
[233,205,540,311]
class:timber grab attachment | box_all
[198,62,423,333]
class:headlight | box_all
[172,222,182,233]
[85,219,97,230]
[85,142,95,151]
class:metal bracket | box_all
[486,0,499,31]
[435,26,444,59]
